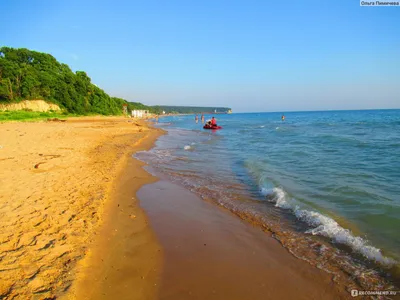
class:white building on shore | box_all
[131,110,149,118]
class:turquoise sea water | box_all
[137,109,400,288]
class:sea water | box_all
[136,110,400,289]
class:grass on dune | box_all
[0,110,77,122]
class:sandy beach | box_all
[1,115,386,300]
[0,117,164,299]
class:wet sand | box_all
[0,116,164,299]
[68,127,164,300]
[138,179,350,300]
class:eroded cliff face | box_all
[0,100,61,112]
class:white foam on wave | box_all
[135,148,175,165]
[260,187,396,266]
[184,145,191,150]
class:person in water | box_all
[281,115,285,121]
[195,114,199,123]
[205,117,218,128]
[201,114,205,123]
[207,117,218,127]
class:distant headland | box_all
[151,106,232,115]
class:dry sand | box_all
[0,116,164,299]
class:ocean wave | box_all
[260,187,396,266]
[135,149,174,164]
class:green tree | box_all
[0,46,167,115]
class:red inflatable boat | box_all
[203,124,222,130]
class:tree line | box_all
[0,47,231,115]
[0,47,151,115]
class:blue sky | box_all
[1,0,399,112]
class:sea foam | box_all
[260,187,396,266]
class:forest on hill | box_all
[0,47,231,116]
[0,47,151,115]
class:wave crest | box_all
[260,187,396,266]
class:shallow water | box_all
[136,110,400,290]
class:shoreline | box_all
[68,123,166,300]
[143,115,400,295]
[137,177,349,299]
[2,115,396,299]
[0,116,164,299]
[136,119,400,298]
